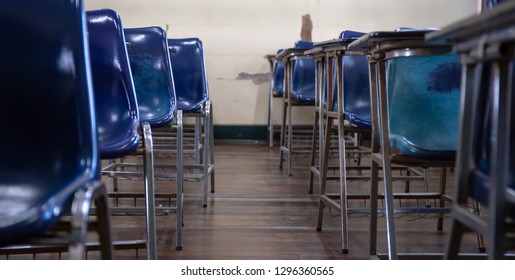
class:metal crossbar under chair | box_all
[277,41,317,176]
[349,29,461,260]
[0,0,113,260]
[101,26,184,251]
[427,1,515,259]
[86,9,159,259]
[159,37,215,207]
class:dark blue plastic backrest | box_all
[471,63,515,211]
[291,41,316,103]
[0,0,99,246]
[325,30,371,128]
[124,27,176,127]
[273,49,285,96]
[342,55,372,128]
[339,30,365,39]
[167,38,208,113]
[87,9,140,159]
[386,54,461,159]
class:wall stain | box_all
[236,72,270,85]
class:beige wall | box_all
[85,0,477,126]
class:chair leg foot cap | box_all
[176,246,183,251]
[316,227,322,232]
[342,249,349,254]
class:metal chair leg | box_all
[175,110,184,250]
[142,122,157,260]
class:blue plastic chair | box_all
[87,9,140,159]
[167,38,215,207]
[308,30,373,254]
[278,40,316,176]
[123,26,184,251]
[86,9,158,259]
[0,0,112,259]
[349,29,460,259]
[426,3,515,259]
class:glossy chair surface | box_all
[124,27,176,127]
[342,55,372,128]
[167,38,208,113]
[87,9,140,159]
[0,0,107,252]
[291,40,316,103]
[273,49,285,96]
[326,30,371,128]
[386,54,461,159]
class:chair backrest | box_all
[273,49,285,96]
[291,40,316,103]
[386,53,461,159]
[0,0,99,246]
[124,27,176,127]
[167,38,209,113]
[470,63,515,213]
[86,9,140,159]
[326,30,371,128]
[342,55,372,128]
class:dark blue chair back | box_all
[291,40,316,103]
[342,55,372,128]
[124,27,176,127]
[0,0,99,246]
[273,49,285,96]
[326,30,371,128]
[167,38,208,113]
[87,9,140,159]
[471,64,515,216]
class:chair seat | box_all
[471,169,515,219]
[0,179,77,246]
[177,100,203,113]
[389,135,456,160]
[291,84,316,103]
[345,112,371,128]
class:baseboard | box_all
[214,125,268,140]
[213,124,370,144]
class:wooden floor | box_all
[4,142,485,260]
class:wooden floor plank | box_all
[3,143,485,260]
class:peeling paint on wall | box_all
[236,72,270,85]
